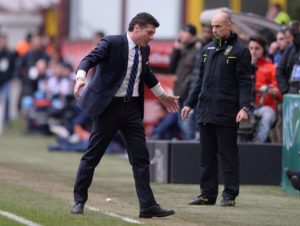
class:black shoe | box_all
[285,168,297,180]
[220,197,235,207]
[139,204,175,218]
[71,202,84,214]
[188,194,216,205]
[291,175,300,191]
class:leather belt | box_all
[112,96,139,102]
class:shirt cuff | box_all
[151,82,165,97]
[76,70,87,80]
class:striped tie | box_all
[126,45,139,97]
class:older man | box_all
[182,11,252,207]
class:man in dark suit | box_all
[71,12,177,218]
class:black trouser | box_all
[199,123,239,199]
[73,98,157,208]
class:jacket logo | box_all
[224,45,233,56]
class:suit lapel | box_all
[140,47,146,75]
[122,34,128,69]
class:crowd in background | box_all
[0,30,128,153]
[152,7,300,145]
[1,5,300,152]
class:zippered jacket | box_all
[185,32,252,126]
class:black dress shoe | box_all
[71,202,84,214]
[188,194,216,205]
[220,197,235,207]
[291,175,300,191]
[139,204,175,218]
[285,168,297,180]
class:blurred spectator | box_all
[0,33,15,134]
[16,32,32,57]
[266,3,290,25]
[274,31,288,65]
[268,41,279,62]
[92,31,105,45]
[35,59,48,93]
[248,36,282,143]
[8,33,32,121]
[151,104,181,140]
[0,33,15,88]
[268,31,286,142]
[15,34,51,133]
[48,108,125,154]
[48,45,64,64]
[276,20,300,94]
[200,24,213,45]
[46,61,74,97]
[41,33,56,57]
[189,23,213,92]
[284,25,295,45]
[48,107,91,152]
[169,24,200,140]
[45,61,75,132]
[187,24,213,139]
[16,33,50,97]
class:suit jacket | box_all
[77,33,159,117]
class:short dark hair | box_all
[95,31,105,38]
[248,36,267,55]
[287,20,300,37]
[182,24,197,36]
[128,12,159,31]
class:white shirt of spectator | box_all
[28,66,39,80]
[0,58,8,72]
[47,76,73,97]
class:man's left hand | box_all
[236,109,249,123]
[159,93,179,112]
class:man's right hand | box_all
[181,106,192,120]
[74,78,86,98]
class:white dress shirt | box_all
[76,33,165,97]
[115,33,142,97]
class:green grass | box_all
[0,215,24,226]
[0,182,133,226]
[1,121,300,226]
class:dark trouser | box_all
[199,123,239,199]
[73,98,157,208]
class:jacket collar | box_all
[213,32,238,47]
[122,33,128,66]
[122,33,146,75]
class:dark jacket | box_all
[77,34,159,117]
[15,49,50,95]
[169,38,200,99]
[0,48,15,87]
[276,36,300,94]
[185,32,252,127]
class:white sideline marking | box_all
[0,210,42,226]
[86,205,143,224]
[104,212,143,224]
